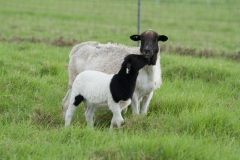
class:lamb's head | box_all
[130,29,168,59]
[123,54,149,74]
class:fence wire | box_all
[0,0,239,53]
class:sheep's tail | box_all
[73,94,84,106]
[69,41,99,58]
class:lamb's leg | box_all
[65,103,77,126]
[62,58,78,118]
[131,93,140,115]
[140,91,153,115]
[62,89,72,118]
[65,92,84,126]
[109,103,124,129]
[84,105,95,128]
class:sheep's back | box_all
[72,42,140,74]
[73,70,113,103]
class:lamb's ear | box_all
[158,35,168,42]
[126,63,131,74]
[130,35,141,41]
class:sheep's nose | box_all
[143,49,153,58]
[144,49,151,53]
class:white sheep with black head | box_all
[65,54,149,128]
[62,29,168,117]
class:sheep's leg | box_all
[65,103,77,126]
[62,89,72,118]
[62,57,78,118]
[84,105,95,128]
[141,91,153,115]
[121,99,132,114]
[110,111,124,129]
[109,103,124,129]
[65,92,84,126]
[131,93,140,115]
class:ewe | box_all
[62,29,168,117]
[65,54,149,128]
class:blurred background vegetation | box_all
[0,0,239,53]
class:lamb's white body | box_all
[73,71,112,104]
[62,42,162,116]
[65,71,131,128]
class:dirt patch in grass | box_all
[161,43,240,61]
[0,36,78,47]
[1,36,239,61]
[30,108,62,128]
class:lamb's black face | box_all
[130,30,168,59]
[123,54,149,73]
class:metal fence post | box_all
[137,0,141,46]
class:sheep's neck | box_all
[148,52,158,65]
[110,68,139,103]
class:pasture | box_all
[0,0,240,159]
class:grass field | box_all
[0,0,240,159]
[1,0,240,52]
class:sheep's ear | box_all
[158,35,168,42]
[126,63,131,74]
[130,35,141,41]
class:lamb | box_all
[62,29,168,117]
[65,54,150,128]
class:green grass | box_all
[0,0,240,52]
[0,41,239,159]
[0,0,240,159]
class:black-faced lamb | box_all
[65,54,149,128]
[62,29,168,117]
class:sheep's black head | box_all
[130,29,168,59]
[123,54,149,74]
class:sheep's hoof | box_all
[112,122,118,128]
[110,121,125,129]
[120,121,125,126]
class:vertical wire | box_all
[137,0,141,46]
